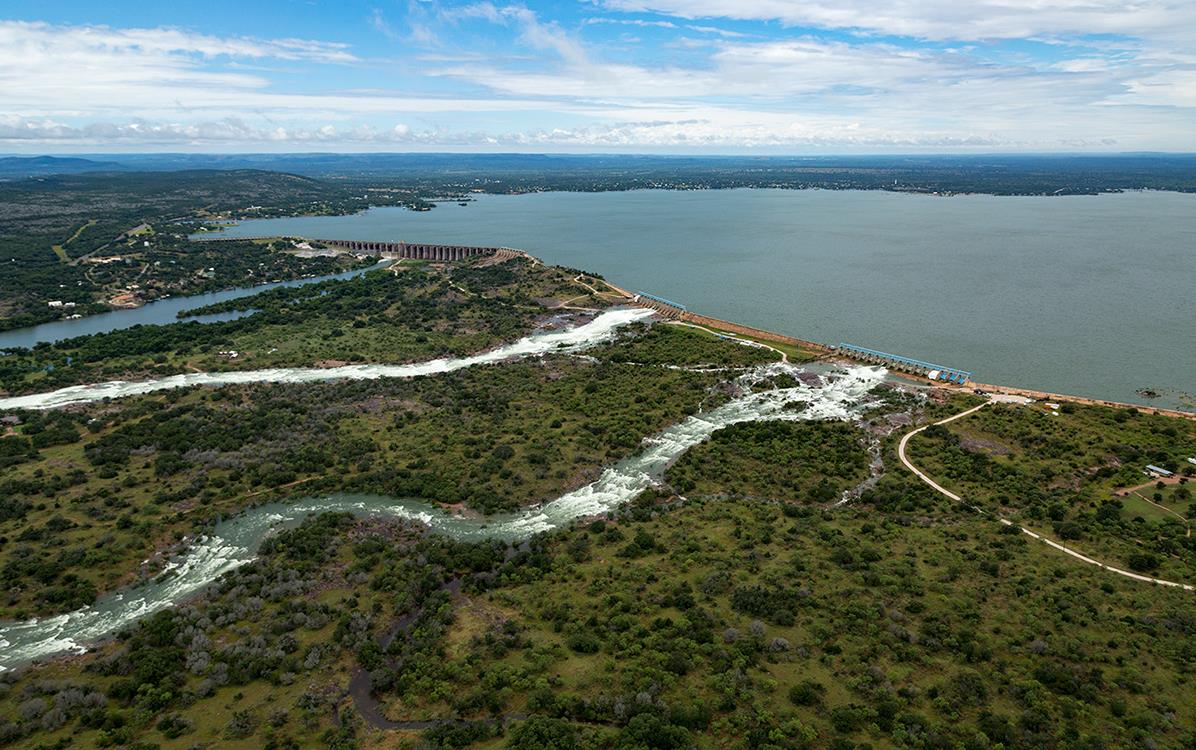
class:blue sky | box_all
[1,0,1194,152]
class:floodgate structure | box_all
[835,343,973,384]
[200,235,523,262]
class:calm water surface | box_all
[210,189,1196,410]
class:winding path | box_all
[666,320,789,363]
[1128,491,1191,536]
[898,401,1195,592]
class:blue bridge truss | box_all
[837,343,973,384]
[637,292,687,311]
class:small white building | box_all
[1145,464,1174,478]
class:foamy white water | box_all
[0,307,655,410]
[0,363,885,669]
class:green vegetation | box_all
[2,222,1196,749]
[0,352,727,617]
[666,421,870,502]
[0,170,427,331]
[3,474,1195,749]
[1119,482,1194,526]
[906,401,1196,581]
[0,258,602,395]
[587,323,779,368]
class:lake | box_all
[209,189,1196,410]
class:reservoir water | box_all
[209,189,1196,410]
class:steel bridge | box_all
[836,343,973,384]
[632,292,687,318]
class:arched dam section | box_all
[196,235,522,263]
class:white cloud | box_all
[1117,69,1196,107]
[0,20,356,65]
[433,36,1111,103]
[593,0,1196,43]
[0,112,1007,147]
[0,20,574,122]
[686,25,746,38]
[0,10,1192,152]
[369,9,402,42]
[583,18,678,29]
[0,115,465,145]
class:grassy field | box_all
[665,421,871,502]
[904,399,1196,582]
[587,323,780,368]
[667,321,824,363]
[1119,482,1194,527]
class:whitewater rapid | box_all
[0,307,656,410]
[0,362,885,669]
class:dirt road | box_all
[898,402,1194,592]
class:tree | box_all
[508,717,580,750]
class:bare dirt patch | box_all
[959,436,1012,456]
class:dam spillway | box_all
[836,343,972,384]
[314,239,522,262]
[196,235,521,263]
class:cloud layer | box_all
[0,4,1193,152]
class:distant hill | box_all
[0,155,124,178]
[2,151,1194,192]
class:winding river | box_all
[0,307,652,410]
[0,307,886,668]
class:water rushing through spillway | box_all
[0,307,655,411]
[0,361,886,668]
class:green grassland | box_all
[904,401,1196,582]
[666,421,871,502]
[1119,483,1195,526]
[586,323,780,369]
[0,260,780,620]
[671,322,825,364]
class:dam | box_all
[197,235,522,262]
[836,343,972,384]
